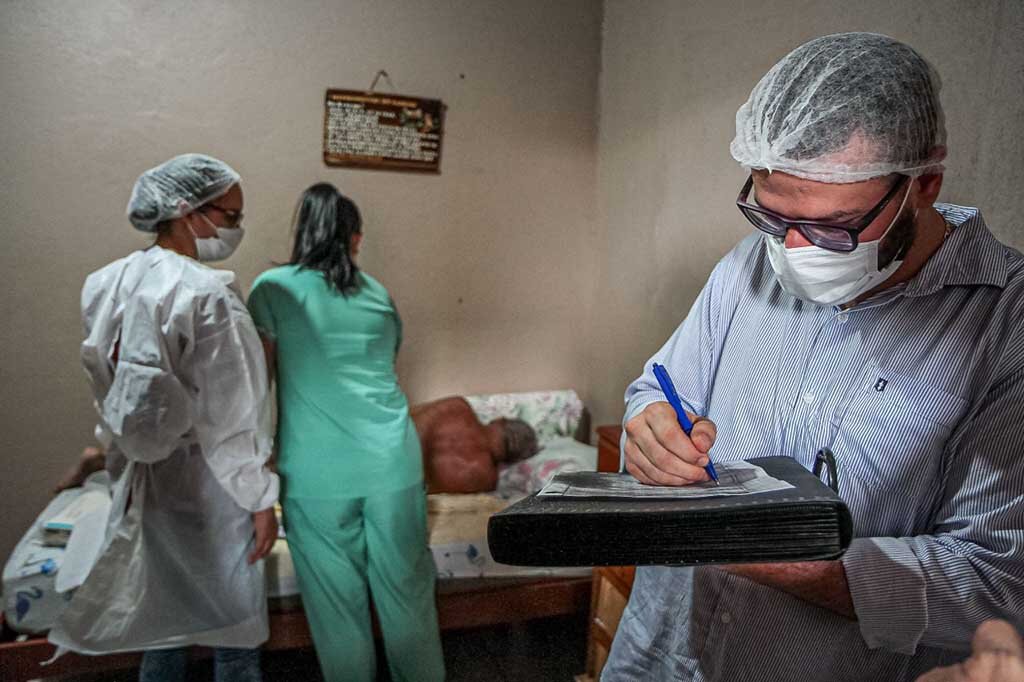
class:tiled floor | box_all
[45,613,589,681]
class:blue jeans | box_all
[139,647,261,682]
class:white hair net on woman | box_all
[730,32,946,184]
[127,153,241,232]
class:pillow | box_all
[465,389,584,444]
[497,436,598,494]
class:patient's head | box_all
[493,418,540,463]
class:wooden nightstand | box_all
[596,424,623,473]
[581,424,637,682]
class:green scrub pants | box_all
[282,483,445,682]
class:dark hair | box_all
[290,183,362,295]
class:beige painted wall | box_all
[2,0,1021,565]
[584,0,1024,431]
[0,1,601,558]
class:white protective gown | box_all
[48,246,279,654]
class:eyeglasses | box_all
[201,203,244,228]
[736,174,909,252]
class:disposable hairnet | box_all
[127,153,241,232]
[730,33,946,183]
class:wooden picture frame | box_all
[323,88,445,173]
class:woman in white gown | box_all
[48,154,279,682]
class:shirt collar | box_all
[902,203,1009,298]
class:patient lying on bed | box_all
[59,397,541,497]
[412,397,540,494]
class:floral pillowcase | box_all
[464,389,584,445]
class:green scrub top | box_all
[248,265,422,499]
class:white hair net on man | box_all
[730,32,946,184]
[127,153,241,232]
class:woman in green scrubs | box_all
[248,183,444,682]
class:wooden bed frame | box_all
[1,575,592,681]
[0,414,600,682]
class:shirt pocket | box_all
[831,363,967,494]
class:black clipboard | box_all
[487,456,852,567]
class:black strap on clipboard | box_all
[812,447,839,494]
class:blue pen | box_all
[651,362,720,485]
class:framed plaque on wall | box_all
[323,88,445,173]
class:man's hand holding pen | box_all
[624,401,718,486]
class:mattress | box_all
[266,390,597,597]
[266,490,590,598]
[427,493,590,579]
[265,538,298,599]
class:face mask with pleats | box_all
[190,213,245,262]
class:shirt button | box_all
[836,312,849,323]
[802,392,815,404]
[721,612,732,624]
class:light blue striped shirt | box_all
[604,204,1024,681]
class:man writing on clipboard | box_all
[603,33,1024,682]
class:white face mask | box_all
[191,214,245,262]
[764,183,913,307]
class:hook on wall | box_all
[368,70,396,93]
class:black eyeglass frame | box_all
[736,173,910,252]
